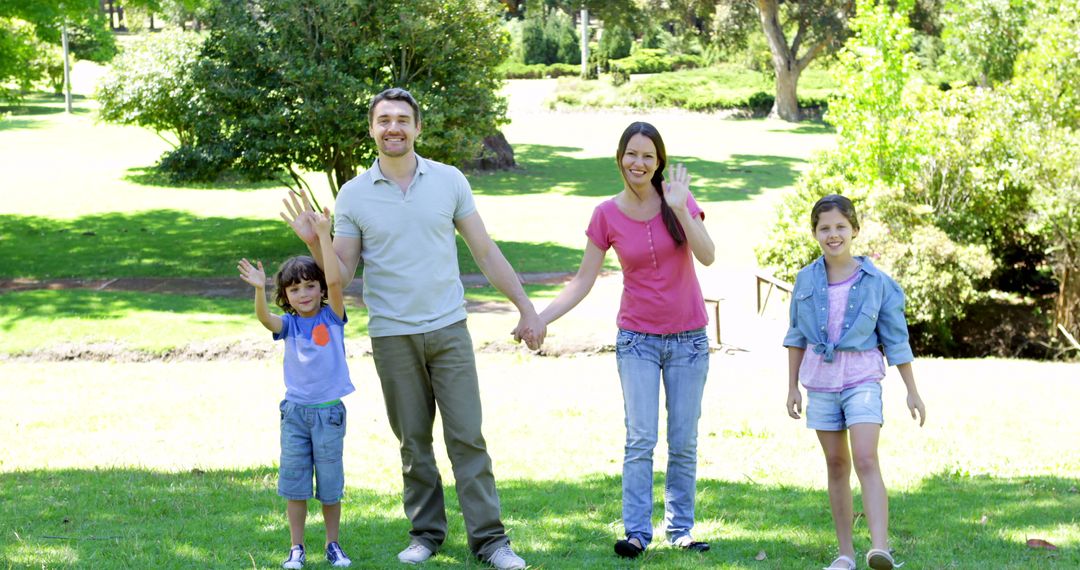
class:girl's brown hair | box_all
[810,194,860,232]
[616,122,686,246]
[273,256,328,315]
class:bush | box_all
[96,30,205,147]
[499,61,578,79]
[609,48,704,75]
[522,7,579,65]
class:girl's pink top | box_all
[586,194,707,334]
[799,269,886,392]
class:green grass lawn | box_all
[1,356,1077,568]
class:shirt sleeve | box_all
[273,313,294,341]
[333,182,361,238]
[877,277,914,366]
[687,192,704,220]
[782,273,808,348]
[585,203,612,251]
[452,167,478,221]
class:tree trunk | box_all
[755,0,801,122]
[771,65,802,121]
[1055,264,1080,342]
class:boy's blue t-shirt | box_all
[273,306,355,405]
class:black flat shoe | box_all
[614,539,644,558]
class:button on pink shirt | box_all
[799,270,886,392]
[586,195,707,334]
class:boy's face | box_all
[369,99,420,158]
[285,278,324,317]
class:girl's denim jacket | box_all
[783,256,914,366]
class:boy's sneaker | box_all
[488,545,526,570]
[282,544,305,569]
[397,544,433,564]
[326,541,352,567]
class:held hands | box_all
[786,386,803,420]
[237,258,267,289]
[661,163,691,212]
[907,391,926,427]
[511,312,547,351]
[281,189,319,245]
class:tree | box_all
[751,0,853,121]
[190,0,509,198]
[941,0,1031,87]
[96,31,204,147]
[0,0,114,98]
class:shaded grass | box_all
[471,145,803,201]
[0,211,586,279]
[2,468,1075,569]
[0,289,370,353]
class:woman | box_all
[518,122,715,557]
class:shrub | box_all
[96,30,205,147]
[597,24,632,62]
[609,48,704,75]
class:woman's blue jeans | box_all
[615,327,710,547]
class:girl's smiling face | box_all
[285,279,324,317]
[814,208,858,259]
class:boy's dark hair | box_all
[811,194,860,232]
[368,87,421,125]
[273,256,328,315]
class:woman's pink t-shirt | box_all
[799,270,886,392]
[586,194,708,334]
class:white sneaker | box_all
[397,544,433,564]
[488,545,526,570]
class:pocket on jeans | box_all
[690,335,710,354]
[616,330,643,352]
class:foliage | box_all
[1,0,115,102]
[96,31,205,148]
[941,0,1031,87]
[549,64,835,112]
[1011,0,1080,337]
[608,48,703,75]
[498,61,579,79]
[826,0,918,186]
[188,0,509,196]
[597,23,632,62]
[522,6,579,65]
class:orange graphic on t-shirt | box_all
[312,324,330,346]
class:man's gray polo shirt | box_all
[333,155,477,337]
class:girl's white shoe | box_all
[824,554,856,570]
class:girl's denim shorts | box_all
[805,381,883,431]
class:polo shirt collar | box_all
[370,153,428,183]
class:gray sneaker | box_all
[397,544,433,565]
[488,545,526,570]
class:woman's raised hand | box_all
[237,258,267,289]
[662,163,691,212]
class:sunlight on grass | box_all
[0,356,1078,568]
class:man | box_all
[283,88,542,570]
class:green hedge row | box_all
[499,61,581,79]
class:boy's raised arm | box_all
[238,258,283,333]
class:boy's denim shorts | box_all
[805,381,883,431]
[278,399,346,504]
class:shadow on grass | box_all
[471,145,804,202]
[766,121,836,135]
[0,211,586,279]
[2,469,1074,569]
[122,167,290,191]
